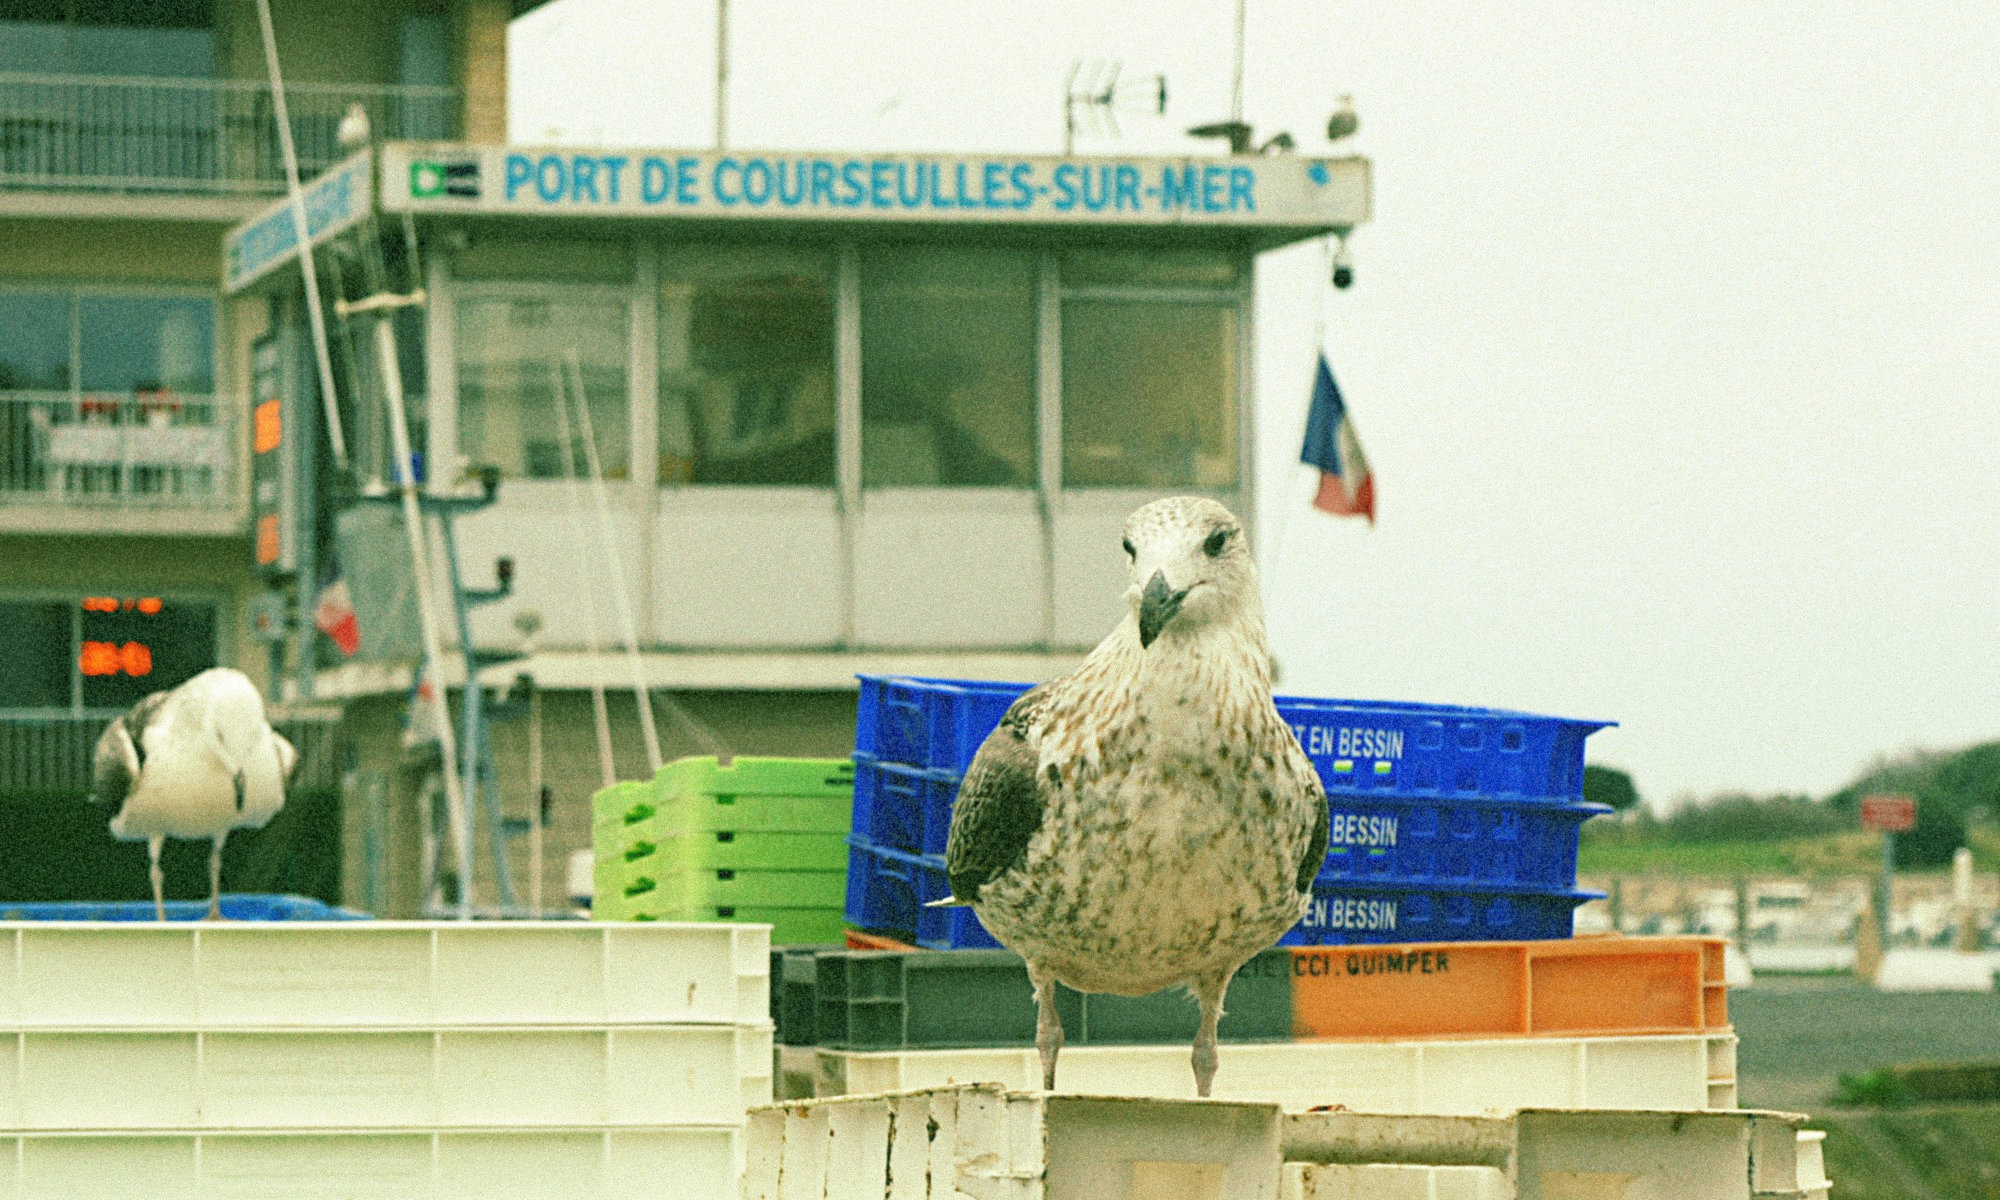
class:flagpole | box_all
[1263,238,1337,600]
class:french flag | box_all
[1299,353,1375,522]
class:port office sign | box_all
[380,142,1371,228]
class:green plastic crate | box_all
[603,901,849,945]
[656,756,856,802]
[600,863,848,909]
[614,831,850,874]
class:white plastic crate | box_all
[0,922,769,1028]
[810,1033,1737,1116]
[0,1126,741,1200]
[0,1026,772,1129]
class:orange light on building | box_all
[82,596,118,612]
[79,641,119,676]
[256,513,281,565]
[254,399,283,454]
[137,597,163,614]
[119,641,153,676]
[79,641,155,677]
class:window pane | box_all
[861,247,1035,488]
[658,244,835,486]
[0,292,70,390]
[78,296,214,395]
[0,601,70,708]
[458,294,629,480]
[79,598,215,711]
[1060,248,1240,289]
[1061,300,1238,489]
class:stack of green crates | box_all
[591,757,855,943]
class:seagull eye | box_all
[1203,528,1231,557]
[1122,537,1136,558]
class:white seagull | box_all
[939,496,1328,1096]
[90,668,298,919]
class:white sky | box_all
[509,0,2000,808]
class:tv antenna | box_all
[1063,59,1168,154]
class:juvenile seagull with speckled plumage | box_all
[935,496,1328,1097]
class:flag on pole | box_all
[313,577,361,656]
[1299,353,1375,522]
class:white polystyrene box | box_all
[3,1025,772,1130]
[0,1128,743,1200]
[1281,1162,1509,1200]
[812,1034,1734,1117]
[0,921,771,1028]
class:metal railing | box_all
[0,709,343,800]
[0,72,455,194]
[0,390,242,512]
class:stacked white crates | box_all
[0,921,771,1200]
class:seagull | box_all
[938,496,1328,1096]
[90,668,298,920]
[1325,94,1359,144]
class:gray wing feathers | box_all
[1299,782,1329,894]
[90,718,139,809]
[944,685,1051,904]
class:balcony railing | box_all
[0,390,241,513]
[0,72,456,195]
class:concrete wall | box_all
[340,687,859,917]
[0,219,224,286]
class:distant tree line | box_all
[1583,741,2000,868]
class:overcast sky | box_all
[510,1,2000,808]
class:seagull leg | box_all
[1189,969,1233,1098]
[1029,963,1064,1092]
[147,835,166,922]
[206,831,228,920]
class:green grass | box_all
[1811,1106,2000,1200]
[1576,829,1886,876]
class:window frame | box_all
[0,586,226,715]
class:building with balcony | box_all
[0,0,529,903]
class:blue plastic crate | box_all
[854,676,1611,803]
[0,894,370,922]
[1281,879,1603,946]
[1278,697,1612,804]
[844,838,1003,950]
[850,754,960,857]
[1316,795,1611,888]
[855,675,1035,772]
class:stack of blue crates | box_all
[847,676,1613,950]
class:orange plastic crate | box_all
[1290,933,1729,1040]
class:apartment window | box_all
[0,289,211,396]
[0,0,216,78]
[0,596,216,711]
[657,244,835,486]
[457,290,630,480]
[860,247,1036,488]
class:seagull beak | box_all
[1138,570,1187,648]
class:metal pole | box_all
[714,0,729,149]
[439,511,515,907]
[252,0,348,469]
[1228,0,1247,123]
[565,352,663,773]
[374,314,474,918]
[1880,830,1895,947]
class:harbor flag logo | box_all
[410,157,480,200]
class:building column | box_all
[456,0,509,143]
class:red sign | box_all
[1861,793,1917,833]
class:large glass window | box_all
[457,291,630,481]
[0,292,69,391]
[78,296,213,395]
[657,244,835,486]
[0,0,215,77]
[860,247,1036,488]
[1061,300,1239,489]
[0,601,71,708]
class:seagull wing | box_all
[943,684,1053,905]
[89,689,167,808]
[1298,776,1329,894]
